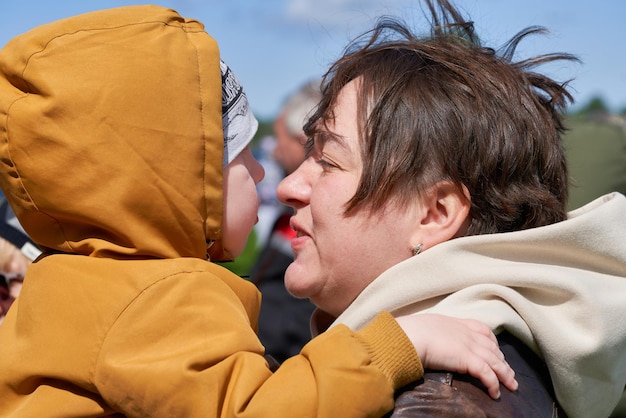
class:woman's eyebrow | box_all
[317,130,350,151]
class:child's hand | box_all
[395,313,518,399]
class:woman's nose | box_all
[276,160,311,208]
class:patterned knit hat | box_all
[221,60,258,166]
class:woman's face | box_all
[276,79,425,316]
[222,146,265,258]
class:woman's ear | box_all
[414,182,471,250]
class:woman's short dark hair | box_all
[305,0,578,235]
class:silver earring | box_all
[412,243,424,256]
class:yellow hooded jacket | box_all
[0,6,421,417]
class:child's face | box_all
[221,146,265,258]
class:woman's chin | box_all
[284,264,318,300]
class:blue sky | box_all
[2,1,625,119]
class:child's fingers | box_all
[465,351,504,399]
[487,351,518,393]
[466,340,518,399]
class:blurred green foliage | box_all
[565,98,626,210]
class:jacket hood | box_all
[0,5,227,260]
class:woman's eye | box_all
[316,158,335,171]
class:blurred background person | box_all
[249,79,321,362]
[0,200,41,322]
[271,80,321,176]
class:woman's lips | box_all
[290,234,310,252]
[289,219,310,251]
